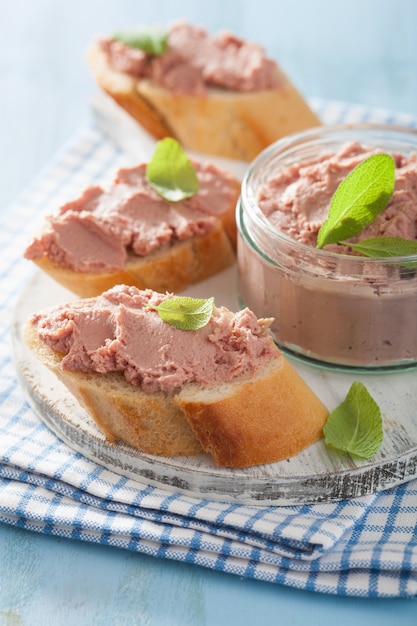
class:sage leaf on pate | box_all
[146,138,200,202]
[150,296,215,331]
[317,153,395,249]
[346,236,417,261]
[113,27,168,56]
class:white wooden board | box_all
[12,269,417,506]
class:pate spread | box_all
[237,140,417,368]
[258,142,417,250]
[30,285,276,394]
[100,21,280,95]
[24,160,237,272]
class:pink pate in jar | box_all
[237,124,417,371]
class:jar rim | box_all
[241,122,417,266]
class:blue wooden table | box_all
[1,2,417,623]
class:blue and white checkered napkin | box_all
[1,102,417,599]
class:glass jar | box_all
[237,124,417,371]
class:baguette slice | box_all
[29,219,235,299]
[23,320,203,457]
[87,42,321,162]
[175,357,329,467]
[24,316,329,467]
[24,156,240,299]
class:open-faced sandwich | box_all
[24,139,240,298]
[87,21,321,161]
[24,287,329,468]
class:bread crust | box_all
[30,219,236,298]
[87,43,321,161]
[175,357,329,467]
[86,44,174,140]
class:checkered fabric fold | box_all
[1,101,417,598]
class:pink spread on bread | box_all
[30,286,276,394]
[100,21,280,95]
[24,160,237,272]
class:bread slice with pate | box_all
[24,154,240,299]
[87,22,321,162]
[23,286,329,467]
[28,219,235,299]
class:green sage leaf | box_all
[323,382,383,459]
[146,138,200,202]
[151,296,214,331]
[346,236,417,260]
[113,27,168,56]
[317,154,395,249]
